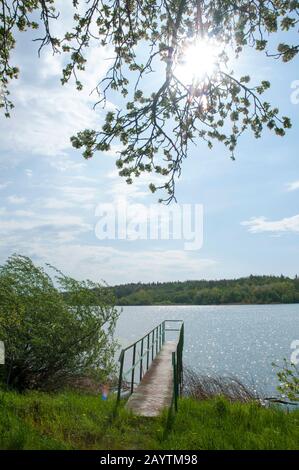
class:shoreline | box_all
[117,302,299,307]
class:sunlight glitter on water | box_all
[115,304,299,396]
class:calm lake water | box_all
[114,304,299,396]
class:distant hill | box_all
[113,275,299,306]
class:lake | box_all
[114,304,299,396]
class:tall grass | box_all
[162,397,299,450]
[183,367,258,402]
[0,390,160,450]
[0,390,298,450]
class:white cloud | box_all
[106,169,163,205]
[42,198,93,211]
[39,50,64,81]
[107,180,149,204]
[0,182,11,190]
[69,175,97,183]
[13,210,36,217]
[25,169,33,177]
[1,82,99,157]
[43,198,76,210]
[0,208,35,217]
[102,144,124,159]
[286,180,299,192]
[1,36,113,158]
[241,215,299,234]
[0,213,91,234]
[6,243,216,283]
[49,156,87,172]
[7,195,26,205]
[60,185,98,204]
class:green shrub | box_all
[275,359,299,402]
[0,255,119,391]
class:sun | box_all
[174,39,221,86]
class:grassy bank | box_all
[0,390,298,450]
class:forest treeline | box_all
[113,275,299,306]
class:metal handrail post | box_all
[159,323,162,351]
[140,338,144,381]
[146,333,150,370]
[117,350,125,403]
[172,351,178,412]
[162,321,165,344]
[152,330,154,360]
[181,324,184,393]
[131,343,136,394]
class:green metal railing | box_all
[117,320,184,406]
[171,322,184,412]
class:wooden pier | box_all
[117,321,184,417]
[126,341,177,417]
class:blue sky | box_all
[0,6,299,284]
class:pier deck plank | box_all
[126,341,176,417]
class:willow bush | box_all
[0,255,119,391]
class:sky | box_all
[0,5,299,285]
